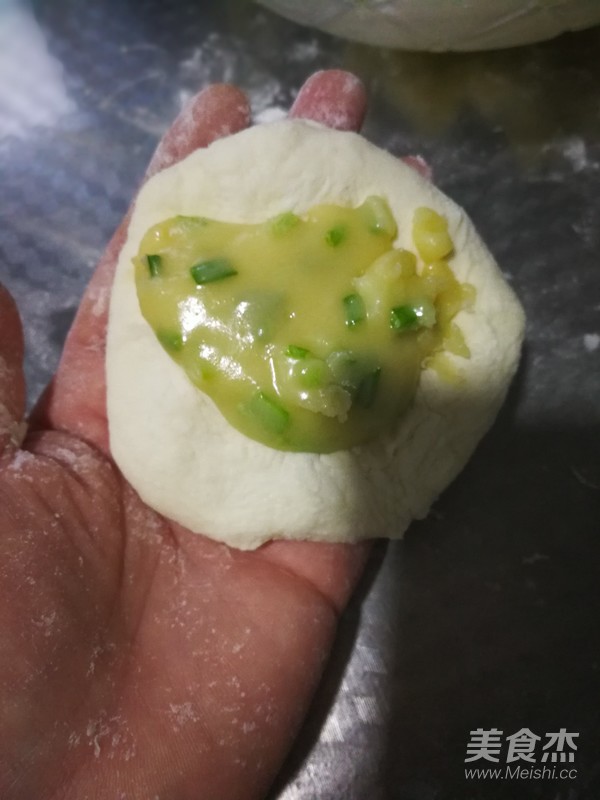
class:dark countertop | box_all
[1,2,599,798]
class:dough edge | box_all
[106,119,525,550]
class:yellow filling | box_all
[134,197,473,453]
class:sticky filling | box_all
[134,197,474,453]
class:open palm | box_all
[0,71,374,800]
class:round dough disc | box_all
[107,119,525,550]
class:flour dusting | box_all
[6,449,35,473]
[168,701,200,732]
[545,136,599,173]
[0,1,76,139]
[178,33,285,120]
[84,713,136,761]
[254,106,287,124]
[583,333,600,352]
[561,137,594,172]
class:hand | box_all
[0,71,372,800]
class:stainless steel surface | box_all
[1,2,599,798]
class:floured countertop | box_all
[0,2,598,798]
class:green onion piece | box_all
[342,293,366,329]
[190,258,237,284]
[286,344,310,359]
[294,358,327,389]
[188,357,216,383]
[354,367,381,409]
[390,305,419,331]
[325,225,347,247]
[156,330,184,351]
[146,254,162,278]
[271,212,300,234]
[390,301,436,331]
[246,391,290,436]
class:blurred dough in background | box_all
[257,0,600,52]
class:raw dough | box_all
[258,0,600,51]
[107,119,525,550]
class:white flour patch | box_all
[32,610,57,637]
[85,713,136,761]
[177,33,284,119]
[288,39,321,63]
[0,1,77,139]
[6,449,35,472]
[86,716,110,758]
[583,333,600,352]
[168,701,200,732]
[144,26,326,142]
[68,731,81,748]
[254,106,287,124]
[545,136,598,173]
[561,137,594,172]
[89,284,110,318]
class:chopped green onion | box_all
[342,293,366,329]
[390,301,436,332]
[286,344,310,359]
[390,305,419,331]
[188,357,216,383]
[294,358,327,389]
[190,258,237,284]
[156,330,184,351]
[245,391,290,436]
[271,212,300,234]
[354,367,381,409]
[325,225,347,247]
[146,254,162,278]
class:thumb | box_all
[0,283,26,456]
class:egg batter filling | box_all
[134,197,474,453]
